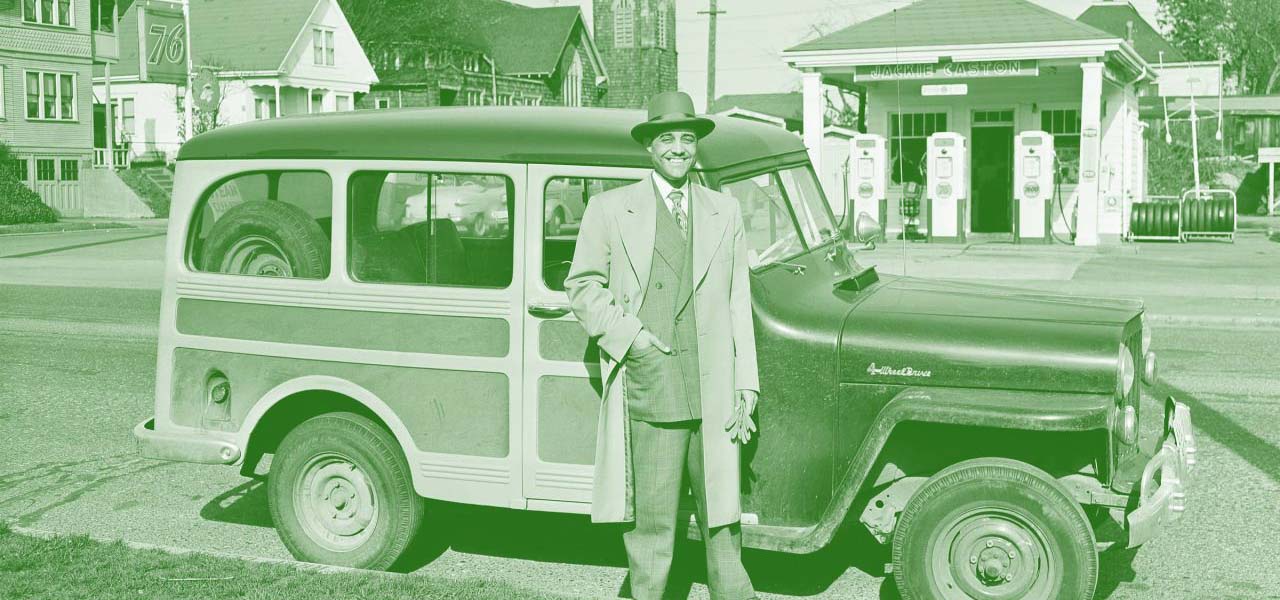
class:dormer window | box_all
[463,54,482,72]
[313,28,335,66]
[613,0,634,48]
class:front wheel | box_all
[891,458,1097,600]
[268,412,424,570]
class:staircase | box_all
[140,166,174,197]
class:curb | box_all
[0,225,138,238]
[1145,313,1280,330]
[4,524,396,578]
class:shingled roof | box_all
[786,0,1119,53]
[95,0,322,78]
[1076,2,1186,64]
[485,5,584,77]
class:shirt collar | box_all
[651,173,689,212]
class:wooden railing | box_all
[92,148,131,169]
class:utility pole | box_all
[698,0,725,110]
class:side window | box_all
[189,171,332,279]
[721,173,802,269]
[542,176,636,291]
[348,171,515,288]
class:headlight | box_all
[1118,345,1136,398]
[1143,351,1157,385]
[1140,315,1152,354]
[1120,405,1138,444]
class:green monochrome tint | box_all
[140,108,1194,598]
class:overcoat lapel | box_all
[680,185,728,312]
[617,182,656,308]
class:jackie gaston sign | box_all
[855,60,1038,82]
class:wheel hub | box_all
[295,455,378,551]
[933,511,1053,600]
[221,236,293,278]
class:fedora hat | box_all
[630,91,716,145]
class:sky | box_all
[513,0,1165,110]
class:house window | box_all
[36,158,55,181]
[254,97,277,120]
[463,54,481,72]
[562,52,583,107]
[1041,109,1082,183]
[465,90,483,105]
[497,94,512,106]
[613,0,634,48]
[376,97,391,109]
[24,71,76,121]
[313,28,335,66]
[10,159,29,182]
[889,112,947,184]
[59,159,79,181]
[24,0,73,26]
[656,1,669,49]
[113,98,135,144]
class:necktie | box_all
[669,189,687,237]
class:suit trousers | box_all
[624,418,754,600]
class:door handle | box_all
[528,303,571,319]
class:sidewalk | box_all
[857,218,1280,329]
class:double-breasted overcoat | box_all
[564,179,759,529]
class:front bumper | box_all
[134,418,242,464]
[1125,398,1196,548]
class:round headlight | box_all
[1141,323,1152,355]
[1118,345,1136,398]
[1143,351,1157,385]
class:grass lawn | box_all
[0,524,582,600]
[0,221,135,235]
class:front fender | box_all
[745,387,1112,553]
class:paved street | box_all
[2,228,1280,598]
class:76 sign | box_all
[139,2,188,84]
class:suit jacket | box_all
[564,178,759,528]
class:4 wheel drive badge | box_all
[867,362,932,378]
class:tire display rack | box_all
[1127,189,1236,243]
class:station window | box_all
[188,171,333,279]
[889,112,947,184]
[1041,109,1081,184]
[35,158,55,181]
[542,177,637,291]
[348,171,515,288]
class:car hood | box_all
[839,277,1141,394]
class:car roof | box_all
[177,107,808,171]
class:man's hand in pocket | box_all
[630,330,672,357]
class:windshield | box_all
[720,165,839,270]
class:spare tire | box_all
[202,200,330,279]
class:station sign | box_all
[855,60,1038,82]
[138,0,187,85]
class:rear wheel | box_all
[268,412,424,570]
[891,458,1097,600]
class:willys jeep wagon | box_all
[136,107,1194,600]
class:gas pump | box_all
[1013,130,1055,243]
[926,132,968,242]
[849,133,888,235]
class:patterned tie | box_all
[669,189,687,237]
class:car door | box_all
[521,164,645,509]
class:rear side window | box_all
[348,171,515,288]
[188,171,333,279]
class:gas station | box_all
[783,0,1156,246]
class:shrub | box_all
[0,169,57,225]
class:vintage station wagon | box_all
[137,107,1194,599]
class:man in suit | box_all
[564,91,759,600]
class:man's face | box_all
[647,128,698,184]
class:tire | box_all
[471,212,491,238]
[891,458,1097,600]
[202,200,328,278]
[268,412,425,570]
